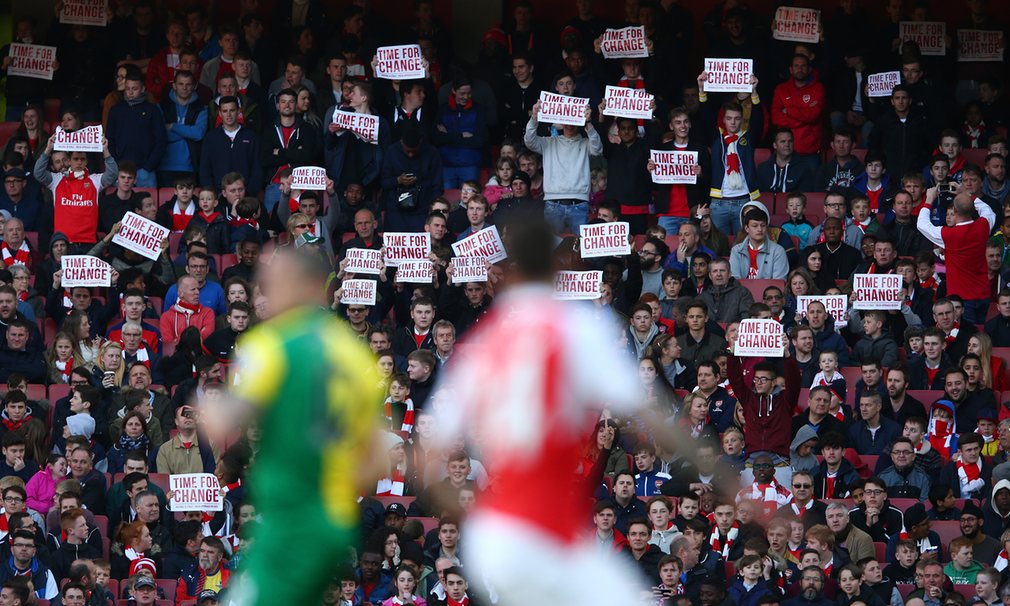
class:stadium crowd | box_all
[1,0,1010,604]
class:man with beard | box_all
[783,567,833,606]
[957,501,1000,565]
[883,365,926,427]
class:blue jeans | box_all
[711,196,747,237]
[443,166,480,190]
[544,200,588,234]
[657,216,689,236]
[963,299,989,325]
[135,169,157,188]
[263,183,282,213]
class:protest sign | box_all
[600,26,649,59]
[867,72,901,98]
[899,21,946,56]
[61,255,111,287]
[650,149,698,184]
[168,474,223,512]
[60,0,107,26]
[602,86,653,120]
[451,226,507,263]
[735,319,786,357]
[383,232,431,267]
[341,279,377,306]
[852,274,903,310]
[374,44,426,79]
[796,295,848,321]
[579,222,630,258]
[397,260,435,284]
[7,44,57,80]
[451,257,488,284]
[112,212,169,261]
[772,7,820,43]
[344,248,383,275]
[290,166,328,190]
[332,109,379,144]
[553,271,603,301]
[53,125,104,153]
[703,58,753,93]
[958,29,1004,62]
[538,91,589,127]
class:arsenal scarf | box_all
[722,131,744,190]
[956,460,984,495]
[1,241,30,267]
[127,346,151,369]
[384,397,415,439]
[707,514,739,558]
[171,200,196,231]
[55,359,71,383]
[375,469,406,496]
[945,323,959,346]
[174,300,202,316]
[997,550,1008,571]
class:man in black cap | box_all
[129,576,157,606]
[959,501,1000,564]
[884,502,941,562]
[384,503,408,531]
[197,589,218,605]
[0,169,42,232]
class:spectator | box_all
[815,128,863,194]
[176,537,231,604]
[106,71,167,188]
[145,20,189,102]
[700,258,753,324]
[601,117,653,234]
[160,276,215,346]
[771,54,825,166]
[869,85,930,180]
[380,122,443,233]
[261,88,323,213]
[158,70,208,184]
[877,437,931,500]
[523,98,601,234]
[729,207,788,279]
[757,128,814,192]
[0,170,41,232]
[200,97,263,195]
[848,392,900,456]
[434,76,488,190]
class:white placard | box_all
[650,149,698,184]
[958,29,1004,62]
[397,260,434,284]
[168,473,223,512]
[112,212,169,261]
[8,44,57,80]
[53,125,104,153]
[374,44,426,79]
[451,257,488,284]
[451,225,507,263]
[867,72,901,98]
[332,109,379,144]
[735,319,786,357]
[900,21,946,56]
[383,232,431,267]
[703,58,753,93]
[579,222,630,258]
[772,7,820,43]
[796,294,848,321]
[600,26,649,59]
[602,86,653,120]
[60,0,108,26]
[290,166,327,190]
[341,279,377,306]
[538,91,589,127]
[852,274,903,310]
[61,255,111,287]
[344,248,382,275]
[553,271,603,300]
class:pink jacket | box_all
[25,469,58,514]
[159,305,215,346]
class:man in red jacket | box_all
[771,54,825,168]
[916,183,997,324]
[727,345,799,487]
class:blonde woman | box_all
[92,341,125,389]
[968,332,1010,392]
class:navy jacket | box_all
[433,102,487,168]
[106,99,168,172]
[199,126,264,193]
[847,416,901,456]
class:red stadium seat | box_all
[157,187,176,205]
[962,148,988,167]
[93,515,108,536]
[897,584,917,600]
[220,254,239,273]
[907,390,944,407]
[754,148,772,166]
[102,537,110,559]
[148,473,171,493]
[24,231,38,251]
[952,585,976,601]
[993,348,1010,370]
[663,235,679,251]
[873,542,886,562]
[155,580,177,595]
[840,367,862,405]
[48,383,70,402]
[802,192,827,218]
[931,520,962,548]
[443,189,461,204]
[0,122,20,145]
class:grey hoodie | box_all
[523,115,602,201]
[790,425,819,474]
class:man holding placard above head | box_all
[524,95,601,235]
[33,130,118,251]
[696,69,761,236]
[916,181,996,325]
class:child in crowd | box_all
[977,409,999,457]
[653,555,684,604]
[849,196,878,235]
[883,539,918,584]
[853,152,891,213]
[720,427,746,472]
[904,417,942,475]
[384,373,415,440]
[926,484,961,521]
[779,193,813,246]
[672,492,700,532]
[811,351,846,407]
[188,190,230,254]
[93,559,116,605]
[927,399,958,463]
[590,167,608,217]
[904,326,925,360]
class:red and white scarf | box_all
[945,323,960,346]
[171,200,195,231]
[963,120,986,148]
[127,346,151,368]
[790,498,814,519]
[229,216,259,230]
[956,460,984,495]
[707,514,739,558]
[55,359,71,383]
[125,547,157,577]
[174,299,202,316]
[737,480,791,516]
[375,469,405,496]
[1,241,30,267]
[996,550,1008,571]
[722,131,744,190]
[384,397,415,439]
[447,596,469,606]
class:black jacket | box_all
[260,118,323,184]
[848,502,904,542]
[869,110,931,179]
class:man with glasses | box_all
[807,192,864,249]
[162,252,227,316]
[783,566,833,606]
[177,537,231,603]
[781,470,826,529]
[120,321,161,382]
[737,453,792,517]
[0,530,57,599]
[878,437,931,500]
[637,238,668,297]
[0,170,42,233]
[848,476,904,542]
